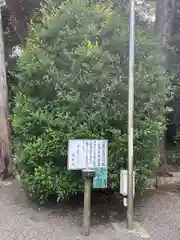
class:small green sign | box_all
[93,167,107,189]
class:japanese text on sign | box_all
[68,140,108,170]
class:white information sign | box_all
[68,139,108,170]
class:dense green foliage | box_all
[13,0,170,202]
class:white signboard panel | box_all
[68,139,108,170]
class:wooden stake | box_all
[83,177,92,236]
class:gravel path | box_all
[0,179,180,240]
[134,185,180,240]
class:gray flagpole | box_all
[127,0,135,230]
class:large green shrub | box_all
[13,0,170,202]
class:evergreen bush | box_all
[13,0,170,203]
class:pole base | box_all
[81,227,90,236]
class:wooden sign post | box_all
[68,139,108,236]
[82,169,95,235]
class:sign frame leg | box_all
[82,170,95,236]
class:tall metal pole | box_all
[127,0,135,230]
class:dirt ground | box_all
[1,179,180,239]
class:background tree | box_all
[155,0,176,43]
[0,4,11,178]
[5,0,40,41]
[155,0,177,165]
[5,0,61,42]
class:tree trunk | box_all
[5,0,27,42]
[0,6,11,178]
[156,0,176,43]
[155,0,177,165]
[159,131,168,164]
